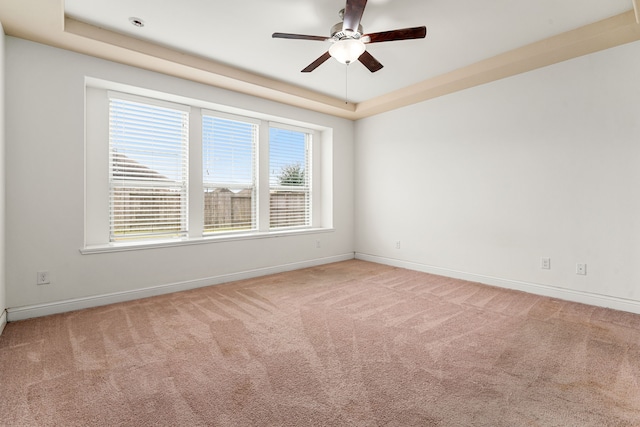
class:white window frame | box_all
[201,110,260,235]
[108,93,190,242]
[268,122,313,231]
[83,81,330,253]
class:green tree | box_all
[278,163,306,186]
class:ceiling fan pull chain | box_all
[345,64,349,104]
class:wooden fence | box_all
[113,187,307,236]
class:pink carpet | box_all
[1,260,639,426]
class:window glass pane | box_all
[109,98,189,241]
[202,115,257,233]
[269,127,311,229]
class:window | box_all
[109,97,189,241]
[269,126,311,229]
[84,84,329,250]
[202,114,257,233]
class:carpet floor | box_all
[1,260,640,426]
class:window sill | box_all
[80,228,334,254]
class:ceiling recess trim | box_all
[355,10,640,118]
[63,17,357,118]
[0,0,639,120]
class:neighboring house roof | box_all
[111,152,171,181]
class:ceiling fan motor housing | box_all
[331,22,363,40]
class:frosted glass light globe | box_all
[329,38,366,64]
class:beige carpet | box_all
[1,260,640,426]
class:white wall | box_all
[0,25,6,332]
[355,40,640,312]
[8,34,640,320]
[5,37,355,318]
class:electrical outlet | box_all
[576,263,587,275]
[541,257,551,270]
[395,241,401,249]
[316,240,321,249]
[37,271,50,285]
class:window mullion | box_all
[189,107,203,238]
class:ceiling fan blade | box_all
[301,51,332,73]
[364,26,427,43]
[343,0,367,33]
[272,32,328,42]
[358,50,383,73]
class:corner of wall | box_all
[0,310,6,335]
[0,22,6,335]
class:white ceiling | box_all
[63,0,633,104]
[0,0,638,118]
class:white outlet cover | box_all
[541,257,551,269]
[37,271,50,285]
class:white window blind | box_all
[202,114,257,233]
[109,97,189,241]
[269,126,311,229]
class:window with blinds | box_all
[86,86,325,248]
[202,114,257,233]
[269,126,311,229]
[109,96,189,241]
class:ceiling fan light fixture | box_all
[329,38,366,64]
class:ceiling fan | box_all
[272,0,427,73]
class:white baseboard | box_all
[7,253,355,321]
[0,310,6,335]
[356,253,640,315]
